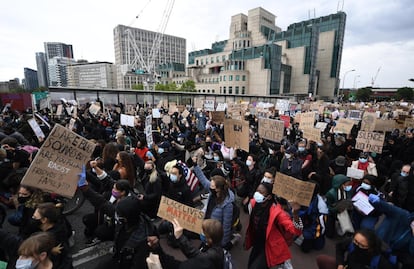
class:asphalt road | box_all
[2,197,336,269]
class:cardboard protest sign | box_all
[27,118,45,140]
[194,98,204,109]
[404,117,414,128]
[56,104,63,116]
[21,124,95,198]
[335,118,355,134]
[299,112,316,130]
[88,103,101,115]
[302,127,321,142]
[120,114,135,127]
[227,103,242,119]
[273,173,316,206]
[374,119,395,132]
[211,111,225,123]
[181,109,190,119]
[355,131,385,153]
[279,115,291,128]
[157,196,204,234]
[361,112,377,132]
[204,100,215,111]
[168,103,177,115]
[162,115,171,125]
[224,119,249,151]
[258,118,284,142]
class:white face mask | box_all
[269,149,274,155]
[246,160,252,167]
[360,183,371,190]
[261,177,273,184]
[15,259,39,269]
[253,191,266,203]
[285,153,291,159]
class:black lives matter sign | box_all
[21,124,95,198]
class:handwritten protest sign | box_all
[302,127,321,142]
[227,103,242,119]
[404,117,414,128]
[145,115,153,147]
[315,122,328,130]
[152,108,161,118]
[157,196,205,234]
[216,103,227,112]
[194,98,204,109]
[374,119,395,132]
[88,103,101,115]
[211,111,225,123]
[355,131,385,153]
[258,118,285,142]
[181,109,190,118]
[120,114,135,127]
[276,99,290,113]
[21,124,95,198]
[56,104,63,116]
[335,118,355,134]
[273,173,316,206]
[27,118,45,140]
[204,100,215,111]
[168,103,177,115]
[361,112,377,132]
[224,119,249,151]
[299,112,316,130]
[347,167,364,180]
[162,115,171,125]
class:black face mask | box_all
[30,218,42,228]
[206,142,212,147]
[145,169,152,174]
[210,188,217,197]
[6,150,13,159]
[17,196,30,204]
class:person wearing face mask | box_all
[155,141,175,177]
[325,174,354,238]
[353,175,382,230]
[165,165,193,207]
[280,146,304,180]
[192,162,238,250]
[390,164,414,212]
[368,194,414,269]
[16,232,61,269]
[137,160,162,219]
[245,183,303,269]
[94,196,157,269]
[351,152,378,178]
[80,162,132,245]
[316,229,396,269]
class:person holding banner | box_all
[245,182,303,269]
[351,152,378,178]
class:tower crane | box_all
[123,0,175,89]
[371,66,381,87]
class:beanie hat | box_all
[116,196,141,224]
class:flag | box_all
[177,161,199,192]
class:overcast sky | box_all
[1,0,413,88]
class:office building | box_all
[36,52,48,87]
[113,25,186,89]
[187,7,346,98]
[23,68,39,91]
[48,57,76,87]
[67,61,117,89]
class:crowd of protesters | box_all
[0,98,412,269]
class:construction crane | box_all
[124,0,175,89]
[371,66,381,87]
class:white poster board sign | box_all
[27,118,45,140]
[120,114,135,127]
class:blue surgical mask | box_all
[169,174,178,183]
[213,156,220,161]
[158,147,164,154]
[253,191,266,203]
[360,183,371,190]
[401,172,409,177]
[359,158,368,163]
[15,259,38,269]
[344,185,352,192]
[298,147,305,152]
[246,160,252,167]
[317,142,323,147]
[199,233,207,243]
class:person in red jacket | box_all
[244,182,303,269]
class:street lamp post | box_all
[353,75,360,89]
[340,69,355,101]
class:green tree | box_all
[396,87,413,100]
[132,84,144,90]
[180,80,196,92]
[155,83,167,91]
[355,87,373,101]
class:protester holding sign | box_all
[351,152,378,178]
[245,182,303,269]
